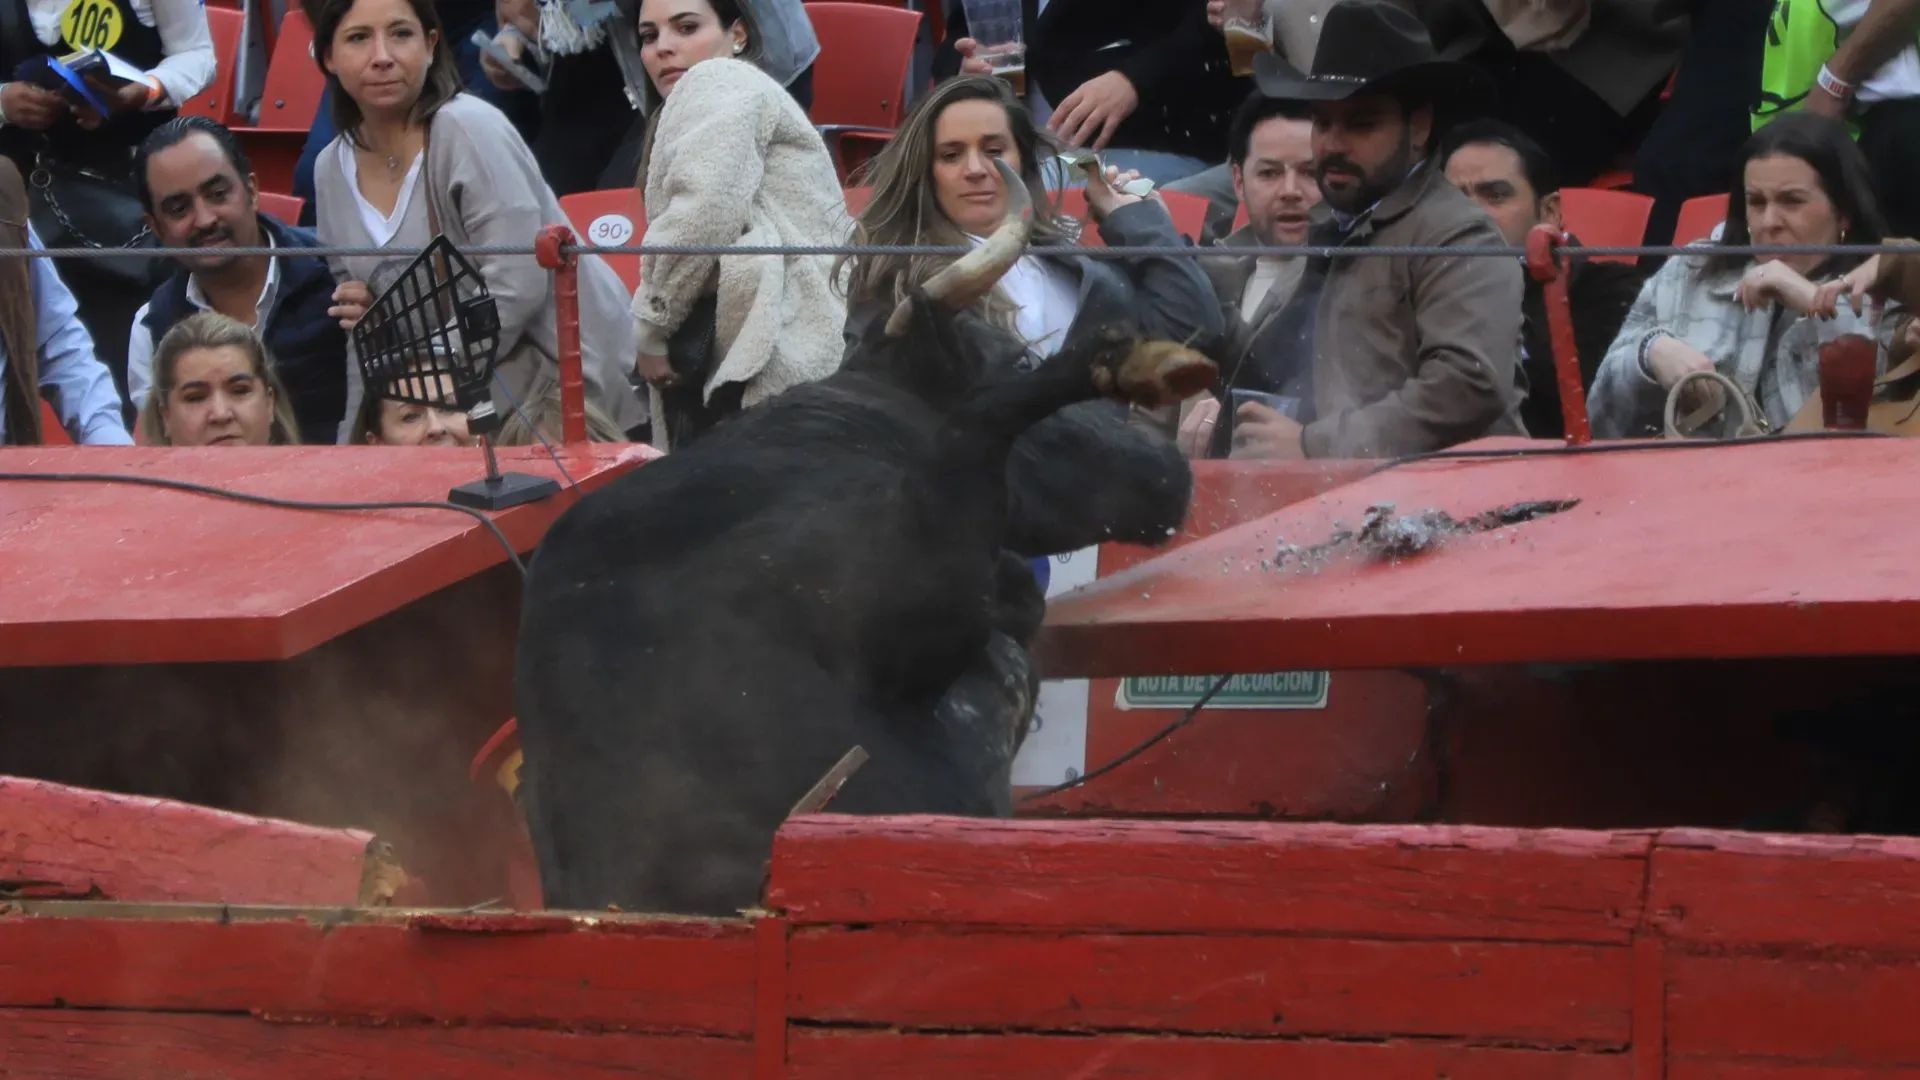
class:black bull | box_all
[514,284,1213,917]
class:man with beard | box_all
[1229,0,1528,460]
[128,118,350,444]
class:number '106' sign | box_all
[62,0,124,51]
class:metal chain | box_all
[27,164,154,252]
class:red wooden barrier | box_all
[0,776,393,905]
[9,817,1920,1077]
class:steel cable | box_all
[8,240,1920,261]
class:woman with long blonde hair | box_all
[842,75,1222,364]
[136,312,301,446]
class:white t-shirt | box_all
[970,233,1080,360]
[338,143,425,247]
[1827,0,1920,103]
[1240,257,1290,316]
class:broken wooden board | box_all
[0,775,399,906]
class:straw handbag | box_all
[1664,370,1768,439]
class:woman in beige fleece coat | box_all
[628,0,850,449]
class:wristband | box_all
[1637,328,1671,376]
[1817,64,1856,100]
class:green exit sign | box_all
[1116,672,1331,711]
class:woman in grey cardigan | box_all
[310,0,648,442]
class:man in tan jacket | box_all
[1228,0,1528,459]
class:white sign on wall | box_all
[1010,547,1100,787]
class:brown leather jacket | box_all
[0,157,37,444]
[1295,162,1527,458]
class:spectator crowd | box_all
[6,0,1920,456]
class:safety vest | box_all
[1752,0,1912,133]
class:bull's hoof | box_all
[1103,341,1218,408]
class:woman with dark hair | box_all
[624,0,847,450]
[309,0,648,444]
[842,75,1221,366]
[1591,112,1897,437]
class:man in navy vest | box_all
[128,116,348,443]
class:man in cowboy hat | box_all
[1222,0,1530,459]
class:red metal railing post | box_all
[1524,223,1593,446]
[534,224,589,445]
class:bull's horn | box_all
[886,158,1034,337]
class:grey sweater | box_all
[316,93,648,437]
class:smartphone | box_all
[472,28,550,93]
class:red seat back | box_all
[180,6,245,124]
[255,191,306,223]
[254,9,324,132]
[805,2,923,131]
[1158,190,1210,244]
[1673,193,1731,247]
[38,400,72,445]
[1557,188,1656,264]
[844,185,873,216]
[560,189,647,293]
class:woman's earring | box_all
[733,44,743,54]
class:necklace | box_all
[386,155,400,178]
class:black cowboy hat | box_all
[1251,0,1494,115]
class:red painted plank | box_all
[1038,437,1920,677]
[0,444,655,667]
[1648,829,1920,950]
[0,1008,750,1079]
[1671,1066,1920,1079]
[0,776,381,905]
[768,817,1653,941]
[786,1030,1635,1079]
[753,917,787,1080]
[1631,935,1666,1080]
[0,911,755,1035]
[1667,954,1920,1065]
[788,928,1632,1044]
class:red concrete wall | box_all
[7,816,1920,1077]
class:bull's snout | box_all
[1091,341,1218,409]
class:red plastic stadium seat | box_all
[1558,187,1655,265]
[806,2,923,182]
[560,189,647,293]
[1673,193,1730,246]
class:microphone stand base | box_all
[447,472,563,511]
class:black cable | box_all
[0,471,528,576]
[1018,673,1235,802]
[488,372,582,493]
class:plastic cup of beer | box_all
[1818,332,1877,430]
[1222,0,1272,77]
[963,0,1027,93]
